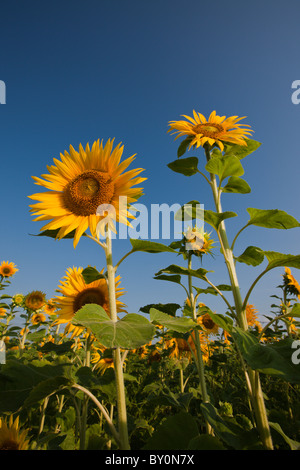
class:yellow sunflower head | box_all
[25,291,46,311]
[0,308,7,318]
[168,110,253,152]
[31,312,46,325]
[0,415,30,450]
[283,267,300,300]
[0,261,18,278]
[12,293,24,306]
[53,266,126,327]
[29,139,147,247]
[43,300,58,315]
[246,304,262,331]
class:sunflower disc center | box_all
[63,170,115,216]
[193,123,223,137]
[73,287,106,313]
[202,316,215,330]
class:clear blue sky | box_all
[1,0,300,326]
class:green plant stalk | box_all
[79,333,92,450]
[105,231,130,450]
[204,146,273,450]
[188,254,212,435]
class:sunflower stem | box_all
[105,230,130,450]
[187,253,212,435]
[204,145,273,450]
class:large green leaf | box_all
[174,200,203,221]
[187,434,226,450]
[31,228,87,240]
[129,238,177,254]
[263,251,300,270]
[232,329,300,384]
[235,246,265,267]
[150,308,197,333]
[167,157,199,176]
[143,411,199,450]
[223,139,262,160]
[246,208,300,230]
[177,137,193,158]
[205,155,244,182]
[200,403,262,449]
[222,176,251,194]
[269,422,300,450]
[140,303,181,316]
[24,376,71,407]
[206,310,233,333]
[0,357,73,412]
[72,304,155,349]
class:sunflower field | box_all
[0,111,300,453]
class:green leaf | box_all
[167,157,199,176]
[205,155,244,182]
[235,246,265,267]
[222,176,251,194]
[154,274,182,285]
[263,251,300,270]
[194,284,232,297]
[232,330,300,384]
[31,229,87,240]
[143,411,199,450]
[224,139,262,160]
[204,210,237,231]
[200,402,262,450]
[140,303,181,316]
[26,328,47,342]
[177,137,193,157]
[150,308,196,333]
[246,208,300,230]
[24,376,71,407]
[269,422,300,450]
[81,267,106,284]
[73,305,155,349]
[174,200,203,221]
[129,238,177,254]
[155,264,210,281]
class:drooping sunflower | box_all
[29,139,146,247]
[31,312,46,325]
[199,312,219,335]
[168,110,253,151]
[283,267,300,300]
[0,415,30,450]
[53,266,126,328]
[0,261,18,278]
[25,291,46,311]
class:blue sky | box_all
[1,0,300,326]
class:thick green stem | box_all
[204,145,273,450]
[105,231,130,450]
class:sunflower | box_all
[12,294,24,306]
[199,312,219,335]
[184,227,215,257]
[0,415,30,450]
[53,266,126,327]
[29,139,146,247]
[0,261,18,278]
[43,300,57,315]
[31,312,46,325]
[25,291,46,311]
[164,337,191,359]
[168,110,253,152]
[283,267,300,300]
[246,304,262,331]
[0,308,6,318]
